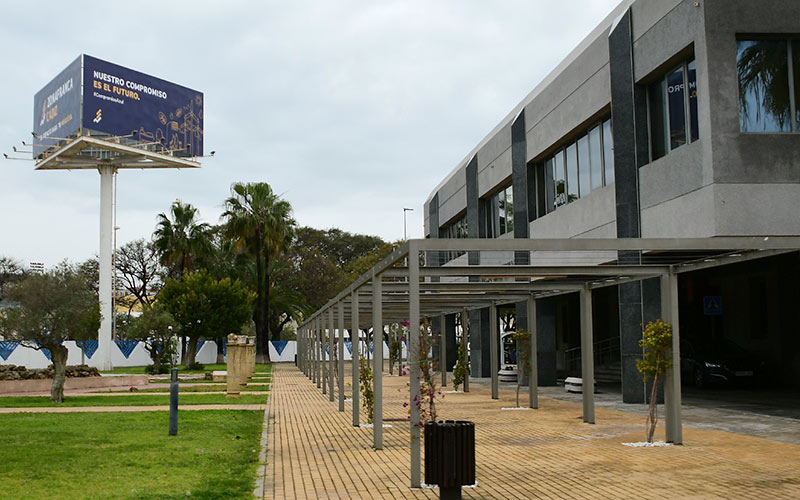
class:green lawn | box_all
[0,410,263,499]
[0,393,267,408]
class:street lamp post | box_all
[403,207,414,240]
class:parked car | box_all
[681,339,761,388]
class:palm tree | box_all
[222,182,295,362]
[153,201,212,279]
[152,200,212,361]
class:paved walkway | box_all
[262,363,800,499]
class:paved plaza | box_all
[261,362,800,499]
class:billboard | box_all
[32,56,82,155]
[33,55,203,157]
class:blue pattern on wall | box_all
[41,347,52,361]
[196,340,205,353]
[222,342,226,356]
[76,340,98,359]
[115,340,138,359]
[272,341,288,356]
[344,340,352,354]
[0,341,18,361]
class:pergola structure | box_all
[35,134,200,370]
[295,236,800,489]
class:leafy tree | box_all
[222,182,295,362]
[636,319,674,443]
[0,263,100,402]
[153,200,213,280]
[126,304,178,374]
[0,256,26,301]
[452,328,469,391]
[115,239,162,313]
[158,270,253,367]
[267,259,309,341]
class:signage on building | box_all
[703,296,722,316]
[33,55,203,157]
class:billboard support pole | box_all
[96,164,115,371]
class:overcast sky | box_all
[0,0,621,268]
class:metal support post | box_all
[662,272,683,444]
[96,165,115,371]
[462,308,469,393]
[409,244,421,487]
[490,303,499,400]
[321,317,327,394]
[352,290,360,427]
[372,271,383,449]
[317,320,322,388]
[338,301,345,412]
[580,286,595,424]
[329,307,335,402]
[527,296,538,409]
[440,314,447,387]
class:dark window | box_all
[577,135,591,197]
[649,59,699,160]
[602,119,614,184]
[649,79,667,160]
[737,39,798,133]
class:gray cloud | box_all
[0,0,621,267]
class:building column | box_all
[662,272,683,444]
[536,297,558,386]
[527,297,538,409]
[445,314,457,372]
[96,165,115,371]
[461,308,470,393]
[580,287,595,424]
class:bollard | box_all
[169,367,179,436]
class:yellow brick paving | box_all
[264,363,800,500]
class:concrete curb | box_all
[253,377,272,499]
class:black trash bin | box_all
[424,420,475,500]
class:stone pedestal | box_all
[226,334,246,398]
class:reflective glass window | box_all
[737,40,792,132]
[602,119,614,184]
[505,188,514,234]
[553,150,566,208]
[565,143,578,203]
[577,135,591,197]
[497,190,506,235]
[588,126,603,190]
[688,60,699,142]
[667,66,687,150]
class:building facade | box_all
[424,0,800,401]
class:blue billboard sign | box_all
[33,55,203,157]
[32,56,82,155]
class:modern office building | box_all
[424,0,800,402]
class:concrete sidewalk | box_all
[262,363,800,499]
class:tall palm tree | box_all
[152,200,212,361]
[222,182,295,362]
[153,201,212,279]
